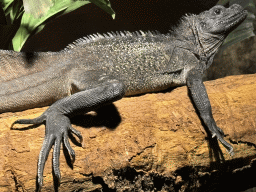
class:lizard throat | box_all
[198,33,225,56]
[191,20,225,57]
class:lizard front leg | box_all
[11,79,125,190]
[186,68,234,155]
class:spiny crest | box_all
[62,30,167,51]
[169,13,196,36]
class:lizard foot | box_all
[11,111,83,190]
[206,121,233,156]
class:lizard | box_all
[0,4,247,189]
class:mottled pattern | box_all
[0,4,247,111]
[63,31,200,95]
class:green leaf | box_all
[12,4,68,51]
[10,0,115,51]
[35,24,46,34]
[61,0,115,19]
[89,0,115,19]
[2,0,15,16]
[10,0,23,21]
[23,0,54,19]
[2,0,24,25]
[61,0,91,15]
[1,0,15,8]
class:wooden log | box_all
[0,74,255,191]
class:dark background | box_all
[21,0,219,52]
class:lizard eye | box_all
[214,8,221,15]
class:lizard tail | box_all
[11,114,46,129]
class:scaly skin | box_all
[1,4,247,190]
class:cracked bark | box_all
[128,144,156,162]
[0,74,255,191]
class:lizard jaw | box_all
[218,10,248,33]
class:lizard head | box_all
[197,4,247,35]
[189,4,248,58]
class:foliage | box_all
[1,0,115,51]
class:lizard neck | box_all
[169,15,200,56]
[189,16,225,58]
[175,15,225,71]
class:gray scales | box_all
[0,4,247,190]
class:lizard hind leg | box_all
[35,79,125,188]
[11,75,125,189]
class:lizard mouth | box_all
[220,10,248,32]
[226,10,247,27]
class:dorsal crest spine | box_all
[62,30,171,52]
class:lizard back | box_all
[65,31,198,95]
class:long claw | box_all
[205,120,234,155]
[11,115,46,128]
[63,132,76,164]
[217,126,225,137]
[217,134,234,155]
[37,134,55,188]
[53,138,61,185]
[70,126,83,144]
